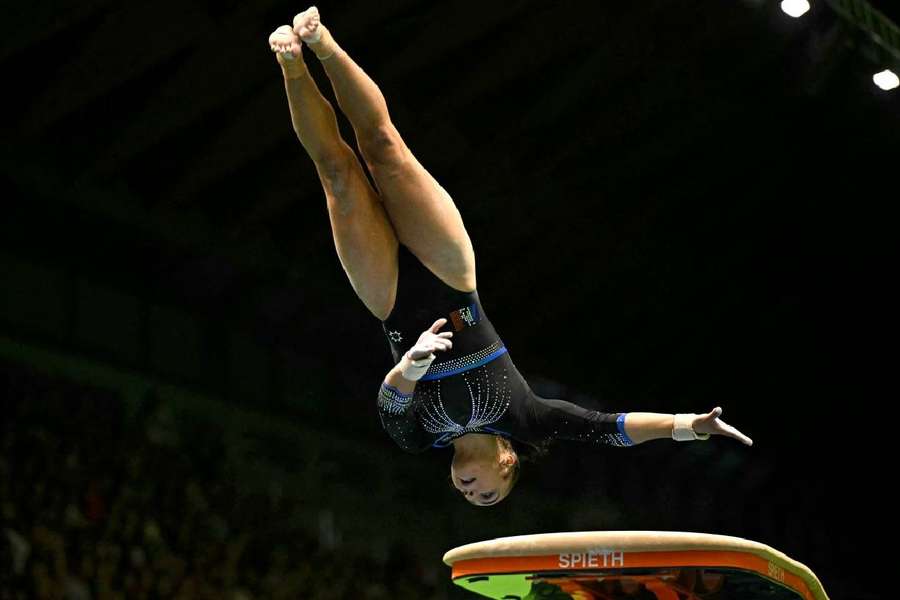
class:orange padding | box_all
[451,550,813,600]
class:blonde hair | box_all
[498,436,520,496]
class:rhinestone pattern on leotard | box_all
[417,363,512,435]
[604,432,633,447]
[378,383,413,416]
[420,340,507,381]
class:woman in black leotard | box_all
[268,7,753,506]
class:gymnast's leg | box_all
[293,7,477,293]
[269,25,398,320]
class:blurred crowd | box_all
[0,361,440,600]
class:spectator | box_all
[0,361,444,599]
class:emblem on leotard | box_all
[449,303,479,331]
[387,330,403,343]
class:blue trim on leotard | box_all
[418,346,509,382]
[616,413,635,446]
[381,383,413,399]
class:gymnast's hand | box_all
[691,407,753,446]
[407,318,454,360]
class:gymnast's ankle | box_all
[293,6,337,61]
[276,51,309,80]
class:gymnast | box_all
[268,7,753,506]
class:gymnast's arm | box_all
[379,317,453,405]
[624,408,753,445]
[382,357,419,395]
[529,397,753,447]
[376,355,420,417]
[622,413,682,444]
[376,319,453,452]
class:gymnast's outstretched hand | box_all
[407,318,454,360]
[395,319,453,382]
[691,407,753,446]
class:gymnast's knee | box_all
[358,123,408,169]
[314,150,355,185]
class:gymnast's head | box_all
[449,434,519,506]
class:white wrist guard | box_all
[400,352,435,381]
[672,413,710,441]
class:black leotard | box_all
[378,247,633,453]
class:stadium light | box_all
[873,69,899,90]
[781,0,811,18]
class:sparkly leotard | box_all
[377,248,633,453]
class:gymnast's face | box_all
[450,448,517,506]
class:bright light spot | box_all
[780,0,811,18]
[873,69,899,91]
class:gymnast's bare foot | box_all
[269,24,301,59]
[293,6,336,60]
[268,25,306,78]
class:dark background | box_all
[1,1,895,598]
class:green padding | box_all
[452,569,807,600]
[454,573,533,599]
